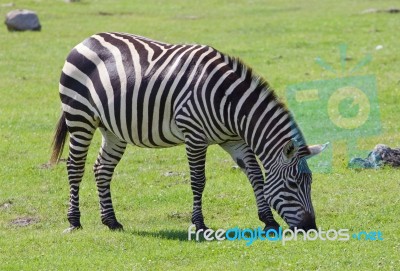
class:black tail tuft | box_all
[50,112,68,165]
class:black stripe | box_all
[83,36,124,138]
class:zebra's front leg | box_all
[185,142,209,231]
[94,128,127,230]
[220,141,280,231]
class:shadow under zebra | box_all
[129,229,190,242]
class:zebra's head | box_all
[264,139,328,231]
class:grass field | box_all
[0,0,399,270]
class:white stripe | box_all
[92,34,130,141]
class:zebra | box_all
[50,32,328,233]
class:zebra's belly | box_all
[100,113,236,148]
[103,119,185,148]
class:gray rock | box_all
[5,9,41,31]
[349,144,400,169]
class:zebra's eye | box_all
[287,180,298,190]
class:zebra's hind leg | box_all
[93,128,127,230]
[220,140,280,231]
[65,127,97,233]
[184,137,209,231]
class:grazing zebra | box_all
[51,32,327,233]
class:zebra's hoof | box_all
[108,222,124,231]
[195,225,209,232]
[63,225,82,234]
[263,222,280,233]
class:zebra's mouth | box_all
[289,211,317,231]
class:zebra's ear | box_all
[307,142,330,158]
[283,139,299,160]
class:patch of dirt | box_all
[163,171,187,177]
[164,179,189,188]
[0,200,13,210]
[10,217,39,227]
[361,8,400,14]
[98,11,113,16]
[162,171,189,187]
[167,211,191,220]
[38,158,67,169]
[38,162,52,169]
[98,11,135,16]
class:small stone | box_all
[5,9,41,31]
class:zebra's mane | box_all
[227,56,308,147]
[228,56,288,111]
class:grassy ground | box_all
[0,0,399,270]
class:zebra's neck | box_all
[220,57,306,166]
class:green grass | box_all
[0,0,399,270]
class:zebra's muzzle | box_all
[290,211,316,231]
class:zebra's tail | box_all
[50,112,68,165]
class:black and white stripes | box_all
[51,32,327,233]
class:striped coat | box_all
[51,33,326,233]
